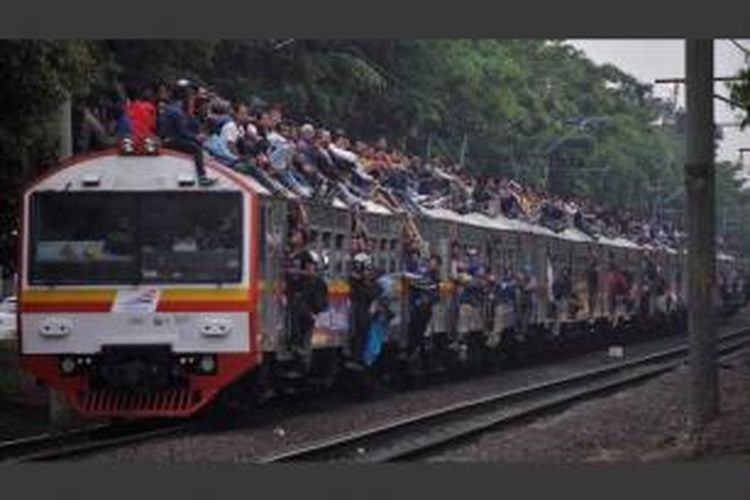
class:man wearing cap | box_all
[455,247,486,349]
[403,247,441,367]
[518,263,538,333]
[284,229,328,373]
[347,235,380,370]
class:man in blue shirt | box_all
[158,81,217,187]
[405,249,442,367]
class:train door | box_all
[357,210,403,347]
[303,202,352,352]
[258,196,288,353]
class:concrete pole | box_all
[57,96,73,160]
[48,95,78,428]
[458,133,468,167]
[685,39,719,428]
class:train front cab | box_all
[18,150,264,418]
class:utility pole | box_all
[56,96,73,159]
[458,133,468,167]
[685,39,719,429]
[49,94,76,428]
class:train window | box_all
[334,255,343,275]
[321,232,332,249]
[139,193,243,283]
[335,234,344,251]
[29,191,243,285]
[29,192,139,285]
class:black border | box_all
[3,0,750,498]
[2,463,750,499]
[0,0,750,37]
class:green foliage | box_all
[0,40,100,275]
[729,68,750,129]
[2,39,750,275]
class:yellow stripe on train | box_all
[22,289,118,303]
[23,288,250,303]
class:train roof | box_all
[33,150,740,262]
[28,152,251,193]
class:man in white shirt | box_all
[219,103,250,157]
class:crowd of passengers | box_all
[74,79,741,374]
[77,78,693,250]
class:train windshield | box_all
[29,191,243,285]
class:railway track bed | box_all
[258,330,750,463]
[3,327,748,464]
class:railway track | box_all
[258,328,750,463]
[0,419,191,463]
[2,328,748,464]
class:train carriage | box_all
[16,146,745,419]
[19,149,264,417]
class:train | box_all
[16,145,746,418]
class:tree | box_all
[0,40,99,277]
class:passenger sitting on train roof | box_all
[498,179,524,219]
[158,81,217,187]
[122,83,157,142]
[97,78,706,247]
[201,101,236,165]
[538,200,568,233]
[218,102,250,158]
[328,131,375,193]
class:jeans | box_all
[164,138,207,179]
[288,292,315,356]
[277,170,314,198]
[407,302,433,358]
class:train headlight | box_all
[120,136,135,155]
[144,136,161,155]
[197,355,217,375]
[59,356,77,375]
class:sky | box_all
[567,39,750,172]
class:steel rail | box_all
[258,329,750,463]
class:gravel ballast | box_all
[427,347,750,463]
[70,327,749,463]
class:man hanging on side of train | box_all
[551,265,573,321]
[347,232,381,370]
[640,252,659,317]
[518,263,539,334]
[490,265,518,348]
[284,225,329,375]
[403,244,442,372]
[454,246,487,355]
[585,248,600,318]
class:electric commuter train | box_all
[17,145,745,418]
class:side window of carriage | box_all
[390,238,399,273]
[321,231,332,251]
[334,233,345,275]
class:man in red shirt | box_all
[125,84,157,142]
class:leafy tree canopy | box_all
[1,39,748,275]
